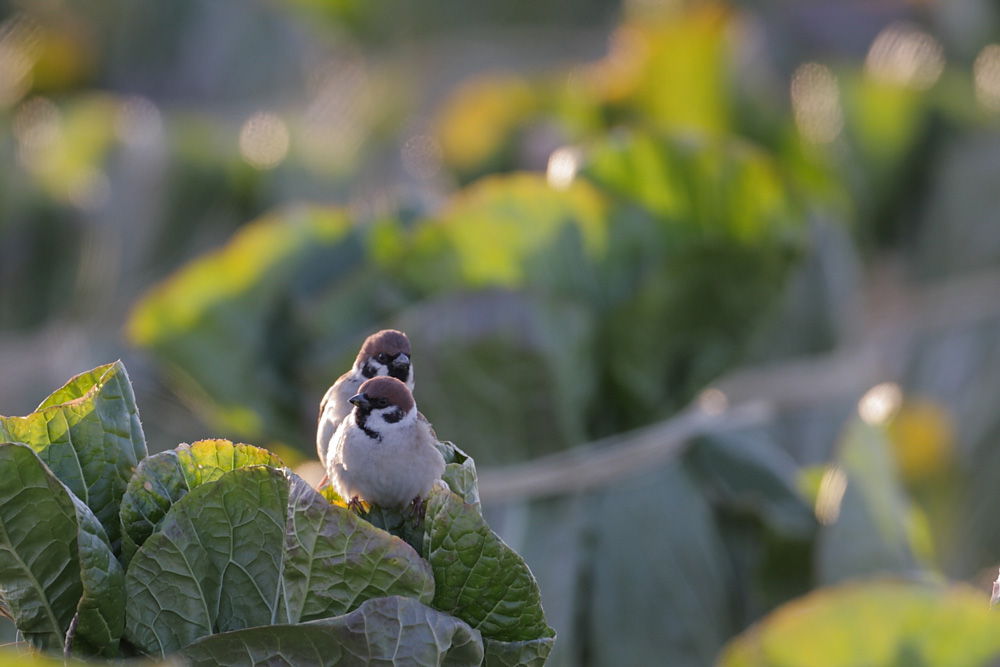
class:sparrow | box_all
[326,375,445,512]
[317,329,414,467]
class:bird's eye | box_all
[376,353,389,364]
[376,397,389,407]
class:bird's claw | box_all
[347,496,370,515]
[406,496,426,528]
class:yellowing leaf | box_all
[719,580,1000,667]
[627,5,732,133]
[842,71,927,164]
[125,206,360,440]
[410,173,608,289]
[433,73,536,172]
[18,95,117,204]
[887,400,956,484]
[128,206,352,347]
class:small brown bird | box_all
[316,329,413,467]
[326,376,445,511]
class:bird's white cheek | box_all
[361,360,391,379]
[369,407,417,431]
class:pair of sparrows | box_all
[316,329,444,511]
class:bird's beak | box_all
[349,392,370,409]
[392,353,410,370]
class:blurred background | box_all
[3,0,1000,663]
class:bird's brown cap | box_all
[352,376,415,413]
[356,329,410,366]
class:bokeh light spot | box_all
[858,382,903,426]
[239,111,289,170]
[815,466,848,526]
[790,62,843,145]
[974,44,1000,112]
[697,387,728,415]
[864,22,944,90]
[301,55,368,171]
[546,146,581,190]
[0,15,39,108]
[12,96,61,171]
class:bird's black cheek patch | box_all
[355,410,382,441]
[384,407,404,424]
[361,361,379,379]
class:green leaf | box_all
[685,432,816,537]
[0,443,124,657]
[119,439,283,566]
[816,420,933,584]
[281,474,434,622]
[598,237,799,429]
[436,441,481,512]
[581,130,802,244]
[683,431,818,624]
[70,492,127,658]
[483,636,556,667]
[718,580,1000,667]
[576,130,806,431]
[837,70,935,247]
[0,361,147,556]
[178,596,484,667]
[358,505,425,555]
[125,466,435,656]
[582,463,736,667]
[422,487,552,642]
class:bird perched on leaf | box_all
[317,329,414,467]
[327,375,445,513]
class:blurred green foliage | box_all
[128,143,808,459]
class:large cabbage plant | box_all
[0,361,553,665]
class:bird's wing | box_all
[316,372,352,463]
[316,413,337,464]
[417,410,438,442]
